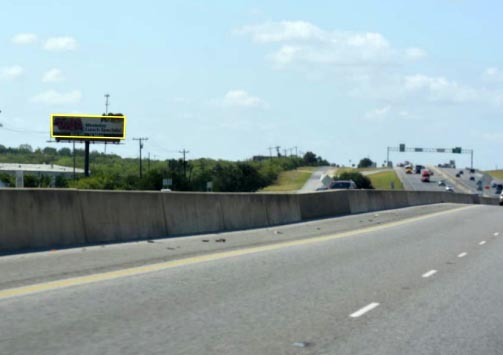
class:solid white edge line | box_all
[479,241,486,245]
[422,269,437,278]
[350,302,380,318]
[457,252,467,258]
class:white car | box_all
[445,186,454,192]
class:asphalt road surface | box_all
[1,204,503,355]
[299,166,331,192]
[437,167,500,196]
[394,167,447,192]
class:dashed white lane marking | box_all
[494,232,500,237]
[479,241,486,245]
[350,303,380,318]
[422,270,437,278]
[457,252,467,258]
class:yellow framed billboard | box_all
[50,113,126,141]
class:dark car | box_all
[459,170,464,175]
[469,176,475,181]
[329,180,357,189]
[496,184,503,195]
[500,192,503,206]
[456,173,461,177]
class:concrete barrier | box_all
[79,190,167,244]
[262,193,302,226]
[299,190,350,219]
[1,187,501,253]
[0,189,85,252]
[479,196,501,206]
[162,192,224,235]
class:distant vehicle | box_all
[160,188,172,192]
[445,186,454,192]
[500,192,503,206]
[496,184,503,195]
[438,180,446,186]
[458,170,464,175]
[405,166,413,174]
[415,165,424,174]
[456,173,461,177]
[421,169,431,182]
[329,180,357,189]
[316,187,328,191]
[469,176,475,181]
[469,169,475,173]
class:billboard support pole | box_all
[84,141,90,177]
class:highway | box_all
[436,167,500,196]
[1,204,503,354]
[394,167,447,192]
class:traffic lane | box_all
[323,219,503,355]
[1,206,501,354]
[440,167,497,196]
[440,167,480,193]
[395,168,446,192]
[0,203,462,291]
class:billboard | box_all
[50,114,126,141]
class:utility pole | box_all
[133,137,148,178]
[294,146,298,157]
[275,146,281,157]
[104,93,110,155]
[179,149,189,180]
[104,93,110,114]
[148,152,151,171]
[73,141,76,180]
[283,148,287,157]
[268,146,274,158]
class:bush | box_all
[335,171,373,189]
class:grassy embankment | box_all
[368,171,404,190]
[333,168,404,190]
[261,167,317,192]
[486,170,503,180]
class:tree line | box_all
[0,144,330,192]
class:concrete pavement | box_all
[1,204,503,354]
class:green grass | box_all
[261,167,316,192]
[486,170,503,180]
[368,170,404,190]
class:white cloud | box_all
[236,21,423,69]
[172,97,190,104]
[42,68,65,83]
[11,33,38,45]
[236,21,325,43]
[30,90,82,105]
[483,67,503,82]
[214,90,268,109]
[363,106,391,122]
[43,36,78,51]
[405,47,427,60]
[403,74,480,103]
[481,132,503,142]
[0,65,24,80]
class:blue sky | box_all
[1,0,502,169]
